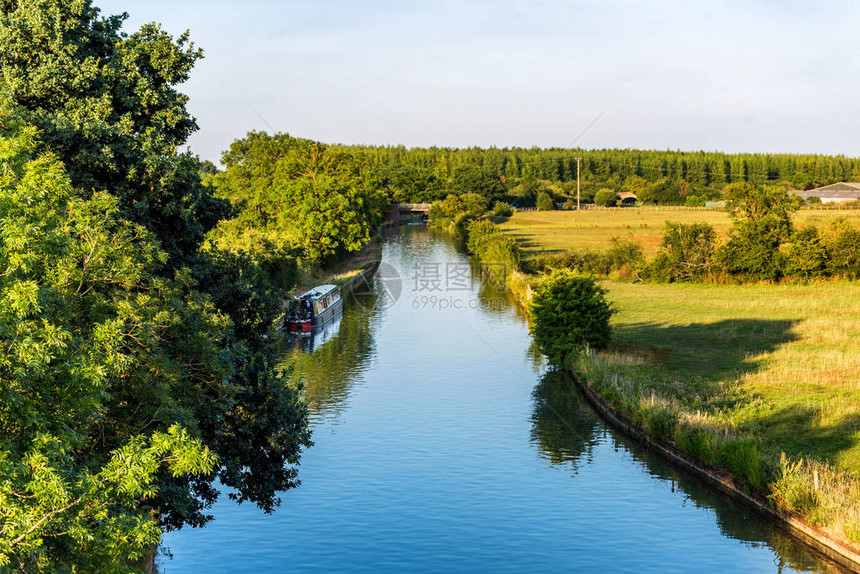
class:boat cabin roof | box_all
[297,284,339,301]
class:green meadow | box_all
[501,207,860,543]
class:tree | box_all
[0,0,311,558]
[645,222,718,282]
[530,270,613,367]
[536,191,554,211]
[0,0,228,265]
[783,226,826,279]
[0,116,225,569]
[717,183,801,280]
[212,133,387,266]
[594,188,616,207]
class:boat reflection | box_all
[284,307,344,353]
[279,285,378,422]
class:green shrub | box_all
[770,461,821,516]
[716,183,801,281]
[823,218,860,277]
[716,438,767,491]
[647,407,678,441]
[594,188,616,207]
[783,226,826,278]
[530,270,613,366]
[536,191,554,211]
[492,201,514,217]
[679,427,717,463]
[685,194,707,207]
[644,222,717,282]
[466,219,521,273]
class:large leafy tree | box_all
[0,114,224,570]
[212,132,387,266]
[0,0,311,566]
[0,0,227,263]
[530,270,613,367]
[717,183,802,280]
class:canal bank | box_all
[160,225,846,573]
[494,243,860,572]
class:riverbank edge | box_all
[575,368,860,571]
[502,271,860,572]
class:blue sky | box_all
[96,0,860,163]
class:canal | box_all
[160,225,845,573]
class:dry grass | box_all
[602,280,860,475]
[499,207,860,256]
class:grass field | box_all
[500,206,860,542]
[602,280,860,476]
[499,207,860,255]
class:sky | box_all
[96,0,860,164]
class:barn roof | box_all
[791,182,860,199]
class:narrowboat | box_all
[285,284,343,333]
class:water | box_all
[160,226,844,573]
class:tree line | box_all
[340,144,860,206]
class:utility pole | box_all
[576,156,581,211]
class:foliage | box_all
[211,132,387,266]
[342,142,860,207]
[715,439,768,491]
[0,121,232,569]
[684,194,708,207]
[822,218,860,278]
[646,407,678,441]
[466,219,520,272]
[717,183,801,281]
[492,201,514,218]
[644,222,717,282]
[536,191,554,211]
[530,270,613,366]
[783,226,826,279]
[525,238,643,279]
[593,188,616,207]
[0,2,312,567]
[0,0,229,265]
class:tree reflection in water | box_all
[530,370,601,471]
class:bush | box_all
[644,222,717,282]
[594,188,616,207]
[685,194,707,207]
[466,219,520,272]
[716,183,801,281]
[716,438,768,491]
[769,460,825,522]
[679,428,717,463]
[823,218,860,277]
[492,201,514,217]
[530,270,613,366]
[536,191,554,211]
[783,226,826,278]
[647,407,678,441]
[524,238,643,278]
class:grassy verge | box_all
[573,280,860,543]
